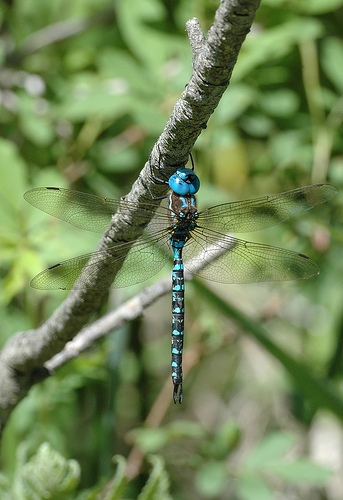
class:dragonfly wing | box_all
[31,233,171,290]
[198,184,337,233]
[183,227,319,283]
[110,232,171,288]
[24,187,167,233]
[24,187,120,232]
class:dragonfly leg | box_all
[148,148,170,185]
[139,150,168,201]
[139,173,168,201]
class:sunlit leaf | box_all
[195,462,229,498]
[245,432,294,467]
[237,473,273,500]
[269,458,332,485]
[321,37,343,92]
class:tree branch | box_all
[0,0,261,434]
[45,275,173,372]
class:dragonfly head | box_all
[169,168,200,196]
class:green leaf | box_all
[0,471,12,498]
[131,421,205,453]
[195,462,229,498]
[132,101,169,134]
[95,455,127,500]
[262,0,343,14]
[59,90,133,121]
[17,442,80,499]
[269,458,332,485]
[138,455,172,500]
[235,18,324,79]
[0,138,27,214]
[236,472,273,500]
[240,115,275,138]
[165,420,206,440]
[295,0,343,14]
[259,89,300,118]
[116,0,185,72]
[201,421,241,460]
[96,48,154,94]
[213,421,241,458]
[18,94,55,146]
[131,429,169,453]
[92,140,139,173]
[245,432,294,467]
[216,84,255,122]
[321,37,343,92]
[268,131,311,168]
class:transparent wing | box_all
[197,184,338,234]
[24,187,169,233]
[183,226,319,283]
[30,230,172,290]
[25,187,173,290]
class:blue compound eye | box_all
[169,168,200,195]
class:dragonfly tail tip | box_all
[173,383,183,404]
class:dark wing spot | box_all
[252,204,279,218]
[48,263,62,270]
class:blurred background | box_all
[0,0,343,498]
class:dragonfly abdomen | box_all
[171,245,185,404]
[168,181,200,404]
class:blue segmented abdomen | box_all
[168,178,199,404]
[171,245,185,404]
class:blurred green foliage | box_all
[0,442,80,499]
[1,0,343,498]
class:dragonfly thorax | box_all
[168,193,198,224]
[168,192,198,249]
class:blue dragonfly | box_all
[24,169,337,403]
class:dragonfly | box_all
[24,170,337,403]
